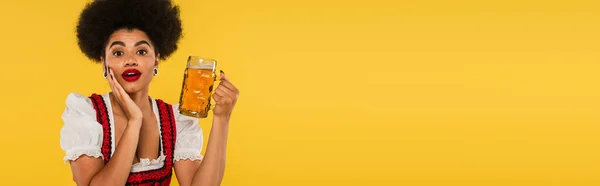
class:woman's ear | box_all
[101,57,108,78]
[154,53,160,67]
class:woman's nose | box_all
[124,55,138,66]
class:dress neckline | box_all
[100,92,166,172]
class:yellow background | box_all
[0,0,599,185]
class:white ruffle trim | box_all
[131,154,166,173]
[174,151,204,162]
[63,147,103,163]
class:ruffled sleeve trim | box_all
[63,146,104,164]
[174,149,204,162]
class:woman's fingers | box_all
[107,67,117,96]
[107,67,143,119]
[108,68,121,99]
[218,79,238,92]
[212,92,223,104]
[214,85,229,97]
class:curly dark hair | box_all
[76,0,183,62]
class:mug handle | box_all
[208,69,222,111]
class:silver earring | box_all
[153,68,158,76]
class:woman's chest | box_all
[112,113,161,163]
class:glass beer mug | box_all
[178,56,218,118]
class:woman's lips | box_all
[121,69,142,82]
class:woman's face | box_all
[102,28,158,94]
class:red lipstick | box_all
[121,69,142,82]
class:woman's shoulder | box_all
[64,92,107,105]
[62,92,110,117]
[171,103,198,125]
[150,98,195,122]
[155,100,200,129]
[63,92,96,112]
[65,92,90,103]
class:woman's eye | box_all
[113,51,124,56]
[137,50,147,55]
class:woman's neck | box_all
[129,88,151,109]
[110,87,153,117]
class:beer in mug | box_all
[178,56,217,118]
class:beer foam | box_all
[188,64,215,70]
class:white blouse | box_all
[59,92,204,173]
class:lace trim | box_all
[131,154,166,173]
[174,151,204,162]
[64,147,103,163]
[134,154,166,167]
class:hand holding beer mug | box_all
[178,56,219,118]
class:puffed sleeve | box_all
[59,92,104,163]
[173,104,204,162]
